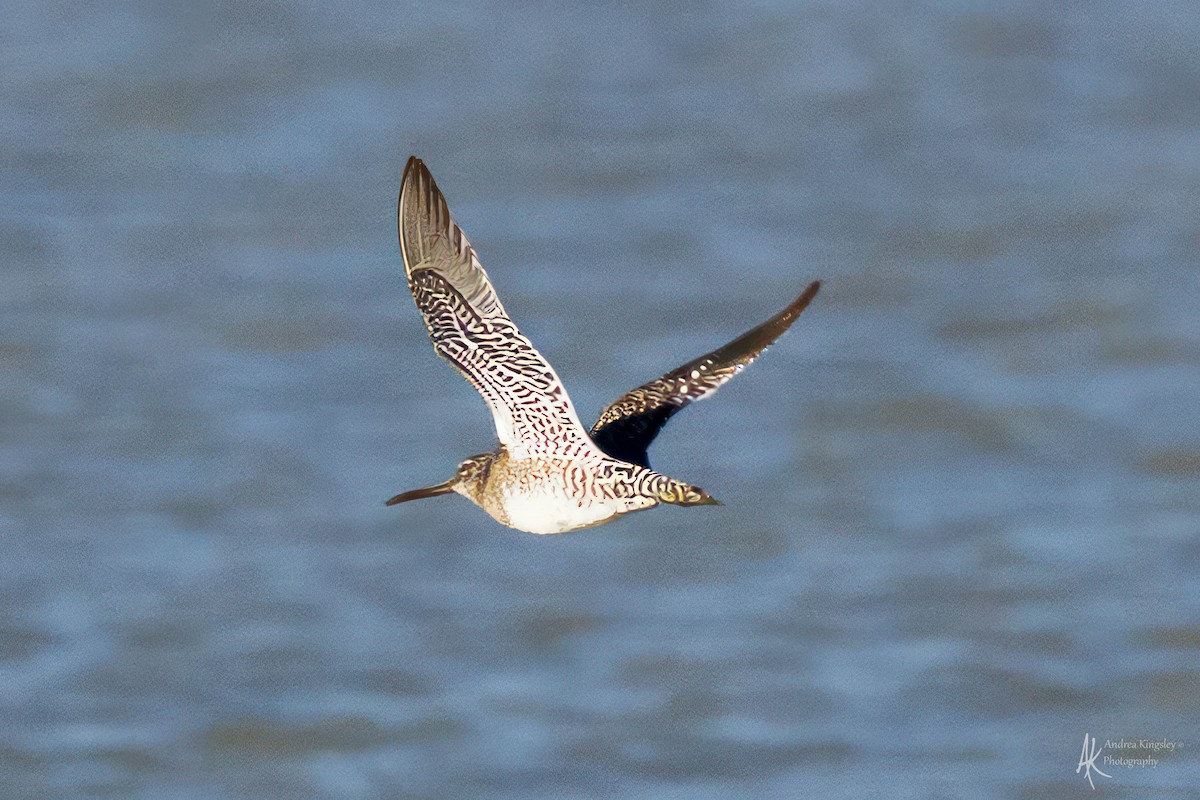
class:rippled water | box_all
[3,2,1198,798]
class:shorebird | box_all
[386,157,819,534]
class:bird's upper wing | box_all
[398,157,594,458]
[589,281,820,468]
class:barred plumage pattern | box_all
[589,280,820,468]
[410,269,590,459]
[389,157,815,534]
[453,449,683,532]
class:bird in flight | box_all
[387,157,819,534]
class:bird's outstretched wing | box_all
[590,281,820,468]
[398,157,593,457]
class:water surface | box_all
[2,2,1198,797]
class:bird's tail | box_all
[385,480,456,506]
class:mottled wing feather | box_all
[590,281,820,467]
[398,157,594,457]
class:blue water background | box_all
[2,2,1198,797]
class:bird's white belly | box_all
[500,491,642,535]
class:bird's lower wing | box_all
[590,281,820,468]
[399,158,593,457]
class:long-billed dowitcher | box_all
[386,157,819,534]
